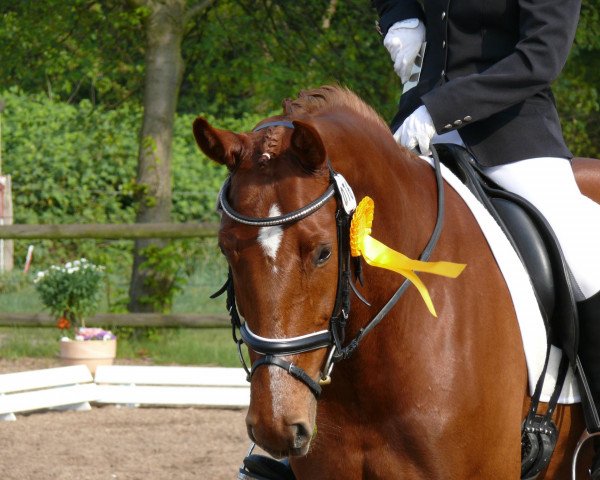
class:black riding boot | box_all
[578,290,600,479]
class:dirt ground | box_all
[0,358,252,480]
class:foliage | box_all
[2,90,139,225]
[34,258,105,334]
[0,1,146,107]
[1,90,262,227]
[181,0,397,119]
[2,0,597,154]
[0,258,228,325]
[0,271,30,294]
[135,242,188,312]
[554,0,600,158]
[0,90,258,280]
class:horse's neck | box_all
[330,144,454,388]
[339,144,439,258]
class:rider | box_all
[372,0,600,476]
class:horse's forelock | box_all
[260,125,284,158]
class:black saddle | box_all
[435,143,578,362]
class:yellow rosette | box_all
[350,196,466,317]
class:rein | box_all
[212,120,445,398]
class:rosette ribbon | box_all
[350,196,466,317]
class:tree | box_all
[126,0,215,312]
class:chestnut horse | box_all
[193,86,600,479]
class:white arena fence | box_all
[0,365,249,421]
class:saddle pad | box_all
[419,155,580,404]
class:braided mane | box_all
[282,85,389,132]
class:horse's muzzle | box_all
[246,417,313,458]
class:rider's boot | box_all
[577,290,600,479]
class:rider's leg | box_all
[482,157,600,478]
[481,157,600,299]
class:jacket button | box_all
[453,119,463,127]
[464,116,472,122]
[442,11,446,19]
[443,124,452,130]
[442,40,446,48]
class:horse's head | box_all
[193,110,346,457]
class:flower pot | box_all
[59,338,117,374]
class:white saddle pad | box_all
[419,155,580,404]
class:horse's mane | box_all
[283,85,389,132]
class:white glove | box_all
[393,105,436,155]
[383,19,426,84]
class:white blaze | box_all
[258,204,283,261]
[257,205,286,401]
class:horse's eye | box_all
[315,245,332,266]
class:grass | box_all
[0,326,242,367]
[0,327,60,358]
[116,327,241,366]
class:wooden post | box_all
[0,100,13,272]
[0,175,13,272]
[0,222,219,239]
[0,312,229,328]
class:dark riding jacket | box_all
[372,0,581,166]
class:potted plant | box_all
[34,258,116,373]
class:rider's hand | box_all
[383,19,426,84]
[393,105,436,155]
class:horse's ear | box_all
[290,120,327,171]
[193,116,244,170]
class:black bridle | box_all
[212,120,446,399]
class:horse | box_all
[192,85,600,479]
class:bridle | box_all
[212,119,446,399]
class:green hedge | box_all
[0,90,265,308]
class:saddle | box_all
[434,143,599,479]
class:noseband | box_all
[213,120,446,399]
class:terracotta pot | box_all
[59,339,117,374]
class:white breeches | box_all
[482,158,600,299]
[433,131,600,299]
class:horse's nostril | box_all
[292,423,311,449]
[247,425,257,444]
